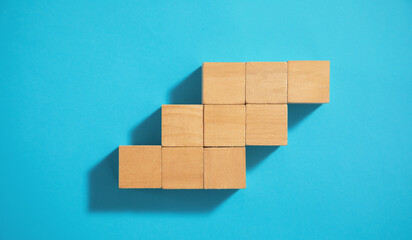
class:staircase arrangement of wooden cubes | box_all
[119,61,330,189]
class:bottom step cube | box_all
[119,145,161,188]
[204,147,246,189]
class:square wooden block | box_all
[162,105,203,146]
[202,62,245,104]
[118,145,161,188]
[288,61,330,103]
[246,62,287,104]
[162,147,203,189]
[204,105,245,146]
[246,104,288,146]
[204,147,246,189]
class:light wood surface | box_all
[246,62,287,104]
[162,105,203,146]
[202,62,245,104]
[204,105,245,146]
[288,61,330,103]
[161,147,203,189]
[246,104,288,146]
[204,147,246,189]
[118,145,161,188]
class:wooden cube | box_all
[162,147,203,189]
[162,105,203,146]
[204,105,245,146]
[246,104,287,146]
[246,62,287,104]
[118,145,161,188]
[202,62,245,104]
[204,147,246,189]
[288,61,330,103]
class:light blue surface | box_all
[1,1,411,239]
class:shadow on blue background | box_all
[130,108,162,145]
[168,67,202,104]
[288,104,321,129]
[246,146,279,170]
[88,67,320,212]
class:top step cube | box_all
[202,62,246,104]
[287,61,330,103]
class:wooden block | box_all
[246,104,287,146]
[162,105,203,146]
[118,145,161,188]
[288,61,330,103]
[162,147,203,189]
[202,62,245,104]
[204,147,246,189]
[204,105,245,146]
[246,62,287,104]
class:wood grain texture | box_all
[204,147,246,189]
[204,105,245,146]
[202,62,245,104]
[161,147,203,189]
[246,62,287,103]
[162,105,203,146]
[118,145,161,188]
[246,104,288,146]
[287,61,330,103]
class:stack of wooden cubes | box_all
[119,61,330,189]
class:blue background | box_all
[1,0,411,239]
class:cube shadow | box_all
[168,67,202,104]
[288,104,321,129]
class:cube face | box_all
[204,105,245,147]
[288,61,330,103]
[202,62,245,104]
[161,147,203,189]
[162,105,203,146]
[118,146,161,188]
[204,147,246,189]
[246,62,287,104]
[246,104,288,146]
